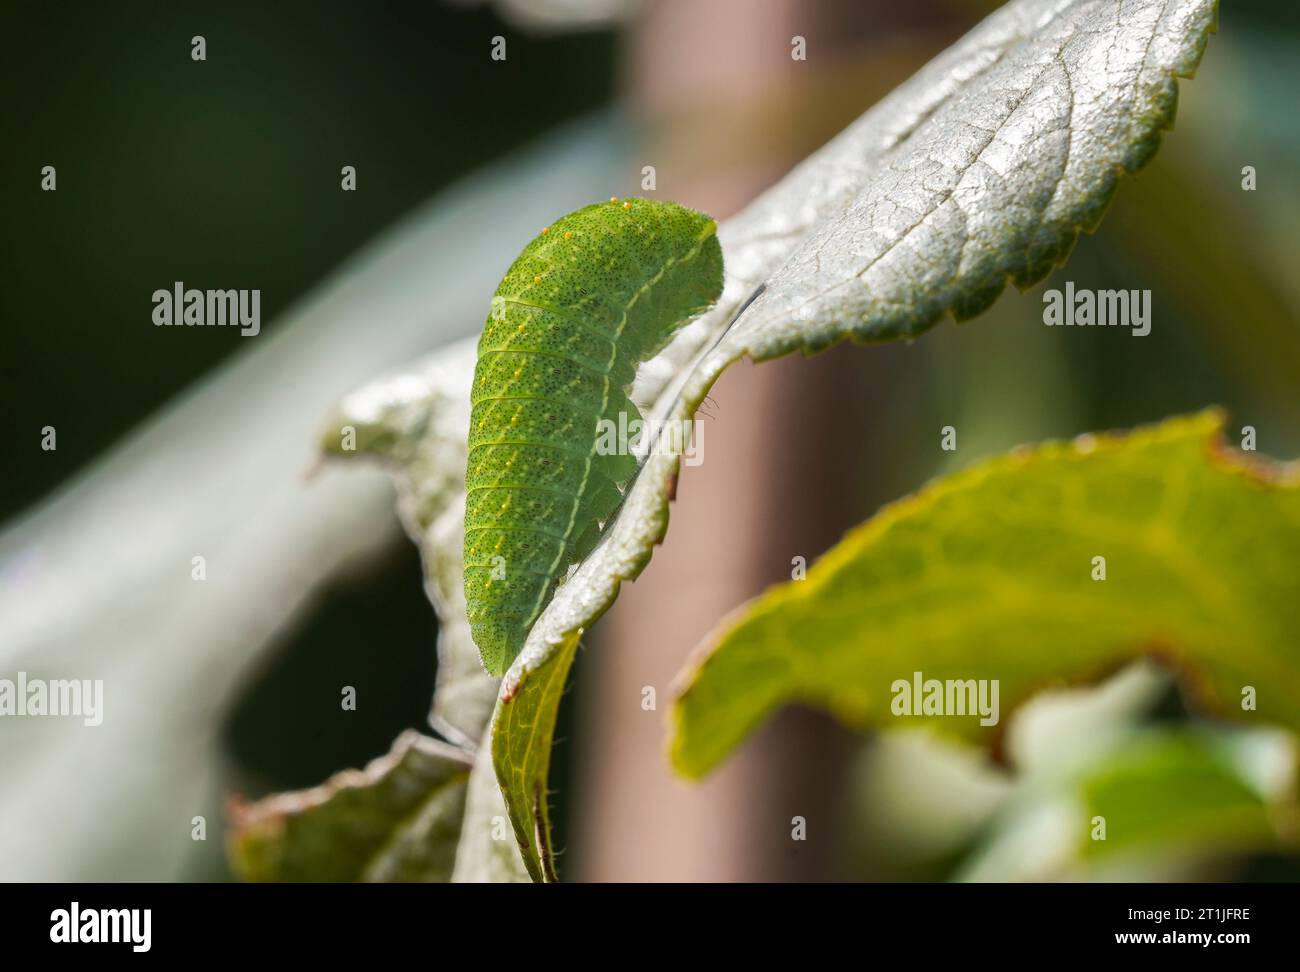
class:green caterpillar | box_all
[464,197,724,675]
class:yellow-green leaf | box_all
[491,633,581,882]
[672,411,1300,779]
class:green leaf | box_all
[958,724,1297,880]
[672,411,1300,778]
[845,666,1298,880]
[493,0,1219,879]
[1077,729,1288,860]
[229,731,473,882]
[491,633,580,882]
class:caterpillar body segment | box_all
[464,197,724,675]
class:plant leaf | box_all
[494,0,1218,880]
[958,725,1297,880]
[672,411,1300,778]
[228,345,522,884]
[324,339,498,746]
[729,0,1220,359]
[229,731,473,882]
[492,633,580,882]
[846,667,1297,880]
[451,721,532,882]
[1075,728,1291,862]
[319,343,532,883]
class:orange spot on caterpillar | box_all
[610,196,618,203]
[533,275,541,284]
[541,226,549,234]
[623,201,631,209]
[564,231,573,239]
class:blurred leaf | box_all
[843,662,1165,879]
[846,665,1297,880]
[478,0,637,33]
[229,731,473,882]
[958,725,1296,880]
[491,0,1219,879]
[672,411,1300,778]
[1079,730,1287,859]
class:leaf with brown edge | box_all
[229,731,474,882]
[671,411,1300,780]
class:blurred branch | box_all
[0,114,627,880]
